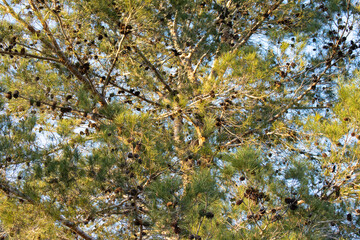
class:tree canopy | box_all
[0,0,360,239]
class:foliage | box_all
[0,0,360,239]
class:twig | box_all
[101,13,133,96]
[193,51,209,77]
[0,50,61,63]
[109,81,161,107]
[132,46,172,94]
[233,0,284,52]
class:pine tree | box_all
[0,0,360,239]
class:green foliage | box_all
[0,194,70,239]
[0,0,359,239]
[225,146,262,171]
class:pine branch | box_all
[0,50,61,63]
[0,177,96,240]
[167,10,182,59]
[209,0,283,82]
[101,33,127,96]
[183,113,205,147]
[40,0,84,66]
[232,0,284,52]
[132,46,172,94]
[193,51,209,77]
[109,81,161,107]
[223,58,335,148]
[101,13,133,96]
[3,1,107,106]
